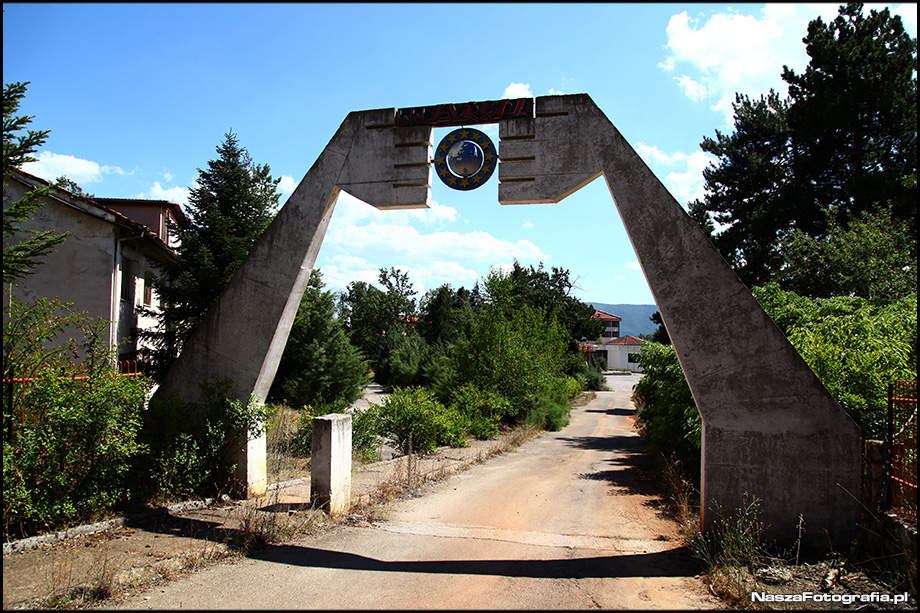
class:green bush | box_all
[136,380,267,500]
[450,303,567,419]
[633,342,701,468]
[558,376,583,400]
[3,298,150,539]
[754,284,917,439]
[525,391,572,432]
[374,387,467,455]
[290,401,381,462]
[447,384,506,440]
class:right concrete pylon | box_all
[499,94,861,549]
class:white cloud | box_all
[22,151,133,186]
[615,275,627,281]
[278,174,297,198]
[23,151,104,184]
[625,262,642,270]
[548,88,567,96]
[663,150,714,205]
[661,4,842,125]
[318,191,550,295]
[502,82,533,99]
[635,143,686,165]
[635,143,716,206]
[162,171,174,182]
[676,75,708,102]
[333,191,457,226]
[521,221,534,229]
[137,182,190,206]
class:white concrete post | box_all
[310,414,352,515]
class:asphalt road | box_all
[110,373,721,610]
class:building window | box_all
[143,270,154,305]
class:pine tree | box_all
[2,82,69,283]
[143,131,279,379]
[268,269,369,408]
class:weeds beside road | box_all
[2,418,540,610]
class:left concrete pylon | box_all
[150,109,432,497]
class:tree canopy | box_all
[689,3,917,293]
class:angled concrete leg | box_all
[499,94,860,548]
[152,109,432,497]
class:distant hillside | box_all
[588,303,659,338]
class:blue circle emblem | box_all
[434,128,496,191]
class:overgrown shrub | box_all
[374,386,466,455]
[447,384,506,440]
[524,391,572,432]
[290,401,381,462]
[3,298,150,539]
[450,302,567,419]
[558,375,583,400]
[754,284,917,439]
[135,380,267,501]
[633,341,701,469]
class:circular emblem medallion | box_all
[434,128,497,191]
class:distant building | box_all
[3,169,183,366]
[590,309,621,341]
[599,335,644,372]
[579,311,644,372]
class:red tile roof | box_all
[591,310,621,322]
[604,335,644,346]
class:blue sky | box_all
[4,3,916,305]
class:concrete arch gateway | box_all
[152,94,860,549]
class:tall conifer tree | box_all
[143,131,279,379]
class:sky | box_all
[4,3,916,306]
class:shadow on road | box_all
[583,406,635,417]
[251,544,702,579]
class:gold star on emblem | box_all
[484,152,495,162]
[447,133,458,143]
[448,176,458,185]
[460,178,470,188]
[459,130,469,139]
[438,167,450,177]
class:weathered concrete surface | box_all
[151,110,431,497]
[499,94,860,548]
[310,414,352,515]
